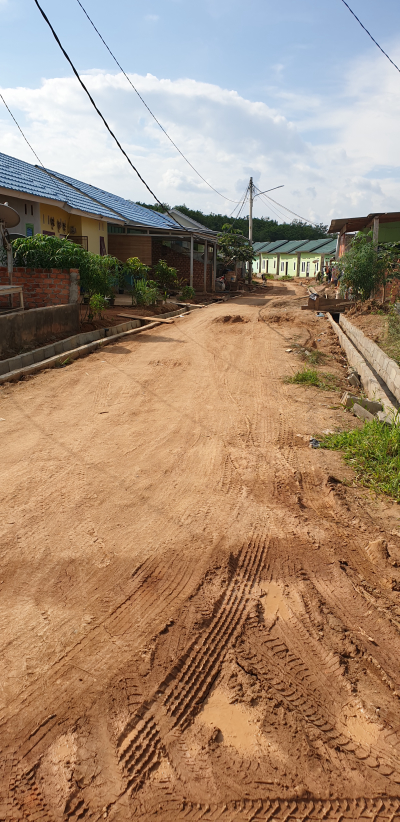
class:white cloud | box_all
[0,48,400,224]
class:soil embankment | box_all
[2,283,400,820]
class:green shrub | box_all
[181,285,195,300]
[89,293,107,320]
[12,234,119,298]
[134,278,159,306]
[322,416,400,500]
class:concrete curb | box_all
[327,313,397,416]
[339,313,400,405]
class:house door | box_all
[306,261,310,277]
[285,261,288,276]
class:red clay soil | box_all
[2,282,400,820]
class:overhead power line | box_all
[33,0,172,211]
[0,92,45,167]
[255,186,320,228]
[340,0,400,74]
[75,0,240,204]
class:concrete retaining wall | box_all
[0,303,80,359]
[0,306,189,378]
[327,313,397,416]
[340,314,400,405]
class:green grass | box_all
[321,416,400,501]
[284,367,339,390]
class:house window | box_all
[26,223,34,237]
[281,261,285,271]
[301,262,305,273]
[293,261,296,271]
[306,262,310,277]
[261,259,266,272]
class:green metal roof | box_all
[299,239,337,254]
[253,238,336,255]
[276,240,309,253]
[253,241,270,253]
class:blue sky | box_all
[1,0,400,224]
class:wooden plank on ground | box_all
[117,313,175,324]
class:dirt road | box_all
[2,284,400,821]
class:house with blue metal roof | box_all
[253,238,336,278]
[0,152,219,290]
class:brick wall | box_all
[151,239,213,291]
[0,267,79,310]
[108,235,152,265]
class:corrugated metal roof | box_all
[45,167,180,230]
[253,241,270,253]
[299,239,337,253]
[275,240,309,253]
[0,152,120,221]
[255,238,336,255]
[254,240,289,253]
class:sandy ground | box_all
[2,283,400,821]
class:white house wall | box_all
[0,193,41,237]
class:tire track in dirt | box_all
[140,797,400,820]
[116,529,271,797]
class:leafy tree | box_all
[152,259,179,294]
[338,231,400,301]
[217,223,254,281]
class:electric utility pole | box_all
[248,177,253,244]
[247,178,285,281]
[248,177,253,283]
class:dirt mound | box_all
[213,314,249,324]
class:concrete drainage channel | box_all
[0,305,195,385]
[327,311,400,423]
[0,297,238,385]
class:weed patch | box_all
[322,417,400,501]
[284,368,339,390]
[300,349,328,365]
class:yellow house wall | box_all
[39,205,108,254]
[81,216,108,255]
[40,203,73,238]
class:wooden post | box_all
[373,216,380,245]
[213,243,217,291]
[190,235,194,288]
[203,242,207,293]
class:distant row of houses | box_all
[252,237,337,278]
[252,212,400,279]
